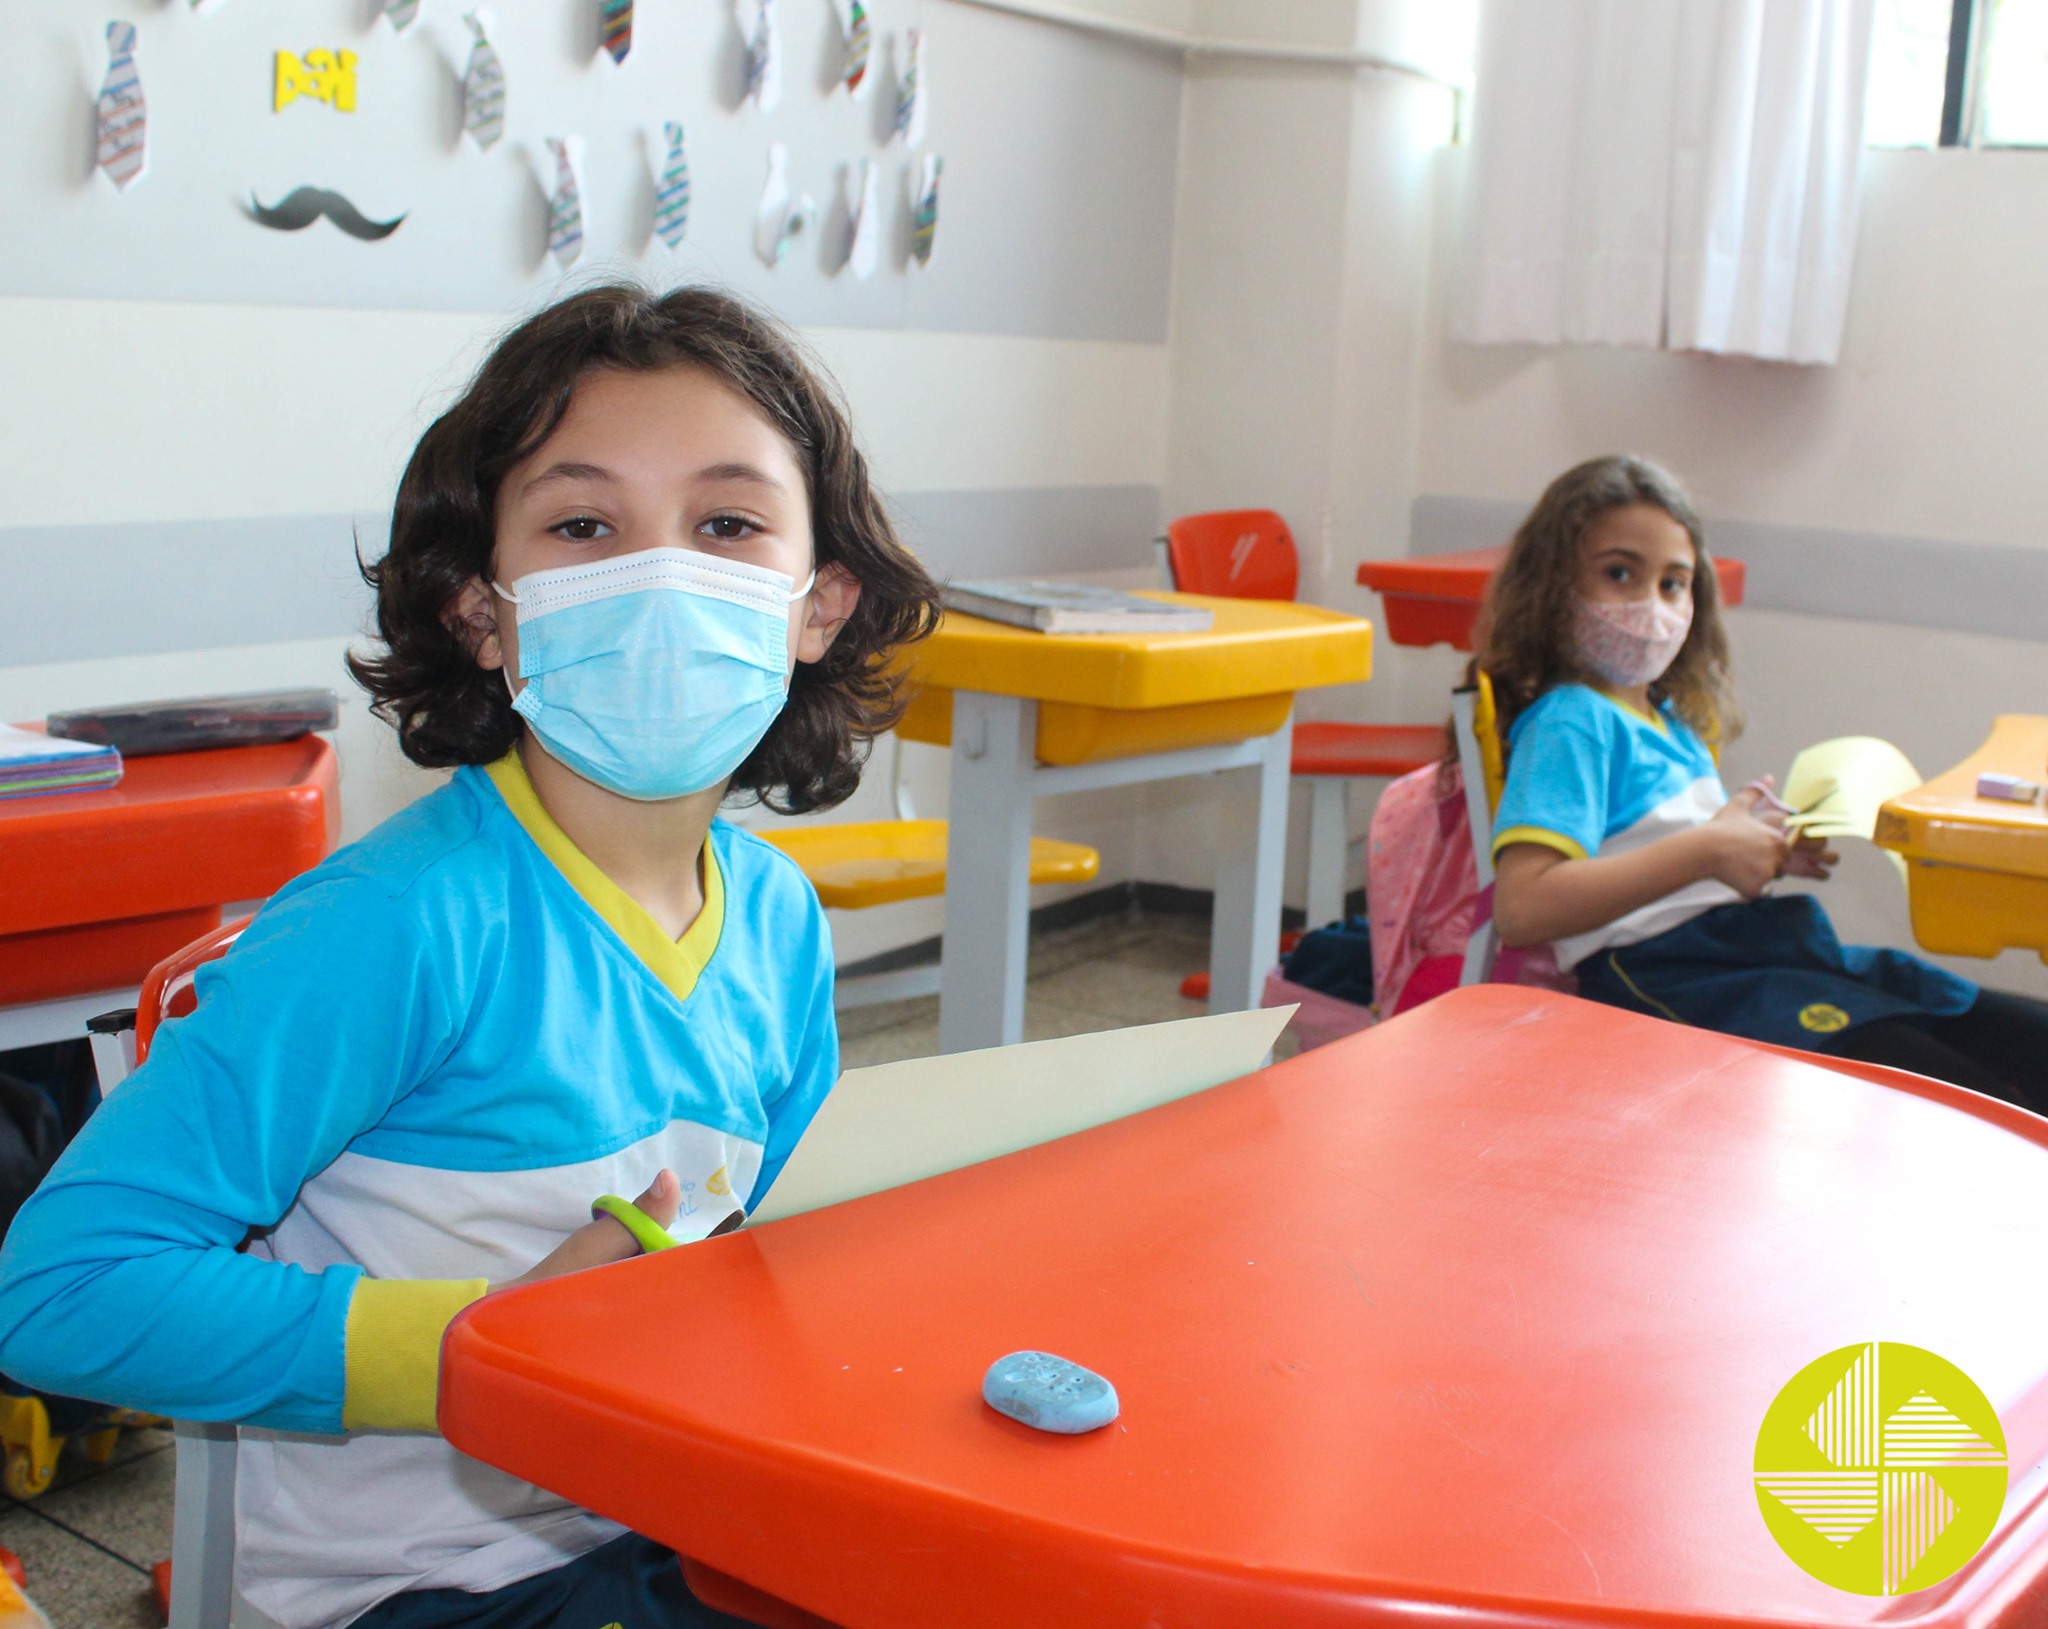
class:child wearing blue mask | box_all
[0,286,940,1629]
[1483,454,2047,1108]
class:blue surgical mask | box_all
[493,549,815,801]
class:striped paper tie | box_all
[96,22,148,192]
[462,14,507,151]
[546,137,585,268]
[912,153,942,267]
[893,28,925,146]
[843,0,871,97]
[654,122,691,249]
[601,0,633,64]
[383,0,421,31]
[741,0,781,111]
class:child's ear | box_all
[795,563,862,665]
[446,578,505,671]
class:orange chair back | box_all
[1164,510,1299,602]
[135,916,253,1065]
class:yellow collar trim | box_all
[1594,689,1669,733]
[484,748,725,1005]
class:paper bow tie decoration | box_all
[843,158,879,280]
[600,0,633,65]
[754,143,815,267]
[383,1,421,31]
[837,0,872,99]
[275,50,358,113]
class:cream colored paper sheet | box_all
[1782,736,1921,840]
[751,1005,1295,1225]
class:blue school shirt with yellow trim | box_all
[1491,683,1744,970]
[0,754,837,1629]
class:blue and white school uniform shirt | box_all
[1490,684,1742,971]
[0,750,838,1629]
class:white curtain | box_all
[1458,0,1875,365]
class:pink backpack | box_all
[1367,761,1575,1016]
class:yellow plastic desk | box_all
[894,593,1373,1053]
[1875,715,2048,962]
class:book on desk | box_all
[941,580,1214,635]
[0,724,121,800]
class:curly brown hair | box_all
[1471,454,1740,751]
[347,284,941,814]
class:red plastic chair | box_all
[1164,511,1443,949]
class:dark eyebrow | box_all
[519,461,616,497]
[696,461,790,494]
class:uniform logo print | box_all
[1755,1342,2005,1595]
[1798,1002,1851,1034]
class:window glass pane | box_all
[1866,0,1953,146]
[1979,0,2048,145]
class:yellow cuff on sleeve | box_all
[342,1278,488,1433]
[1491,825,1589,863]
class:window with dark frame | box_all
[1872,0,2048,148]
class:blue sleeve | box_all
[1492,691,1614,860]
[748,883,839,1210]
[0,876,458,1434]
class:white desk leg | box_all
[940,691,1038,1055]
[1209,716,1292,1015]
[1303,776,1349,930]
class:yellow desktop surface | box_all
[895,593,1375,767]
[1875,714,2048,961]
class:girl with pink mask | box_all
[1479,455,2044,1106]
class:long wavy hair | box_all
[347,284,941,814]
[1471,454,1739,751]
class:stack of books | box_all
[0,723,123,800]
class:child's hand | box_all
[492,1170,681,1293]
[1783,831,1839,881]
[1700,791,1792,898]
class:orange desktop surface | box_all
[0,734,338,1004]
[1358,547,1749,650]
[442,987,2048,1629]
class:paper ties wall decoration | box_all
[893,29,927,148]
[738,0,782,113]
[248,187,406,240]
[911,153,942,268]
[837,0,872,100]
[754,143,814,267]
[189,0,232,15]
[653,122,691,249]
[546,136,587,269]
[462,12,507,151]
[274,50,358,114]
[843,158,879,279]
[382,1,421,32]
[600,0,633,65]
[94,22,147,193]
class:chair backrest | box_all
[1450,672,1505,985]
[135,916,252,1065]
[1163,510,1300,602]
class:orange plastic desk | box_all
[1358,546,1749,650]
[0,735,338,1006]
[441,987,2048,1629]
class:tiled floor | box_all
[6,908,1247,1627]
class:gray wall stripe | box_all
[1409,494,2048,644]
[0,485,1162,668]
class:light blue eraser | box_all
[981,1350,1119,1434]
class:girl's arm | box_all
[1494,785,1789,948]
[0,878,464,1436]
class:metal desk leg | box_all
[939,692,1038,1055]
[1208,717,1292,1016]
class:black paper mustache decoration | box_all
[246,187,407,241]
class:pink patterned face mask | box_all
[1574,595,1692,688]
